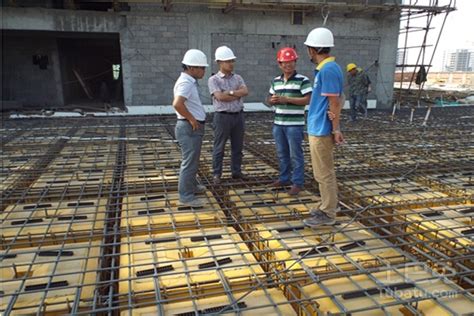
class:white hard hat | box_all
[182,49,209,67]
[304,27,334,48]
[215,46,237,61]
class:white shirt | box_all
[173,72,206,121]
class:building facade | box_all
[443,49,473,72]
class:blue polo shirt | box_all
[307,58,343,136]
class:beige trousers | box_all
[308,135,339,218]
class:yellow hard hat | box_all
[346,63,357,72]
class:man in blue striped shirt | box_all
[267,47,312,195]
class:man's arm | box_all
[213,84,248,101]
[212,91,240,102]
[173,95,200,130]
[327,95,344,145]
[234,85,248,97]
[272,93,311,106]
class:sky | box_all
[399,0,474,71]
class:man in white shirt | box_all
[173,49,209,207]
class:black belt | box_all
[178,118,205,124]
[217,110,243,115]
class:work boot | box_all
[310,207,341,217]
[195,184,206,194]
[309,208,324,217]
[179,198,207,208]
[303,212,336,228]
[287,185,302,196]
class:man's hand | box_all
[327,110,336,121]
[333,131,344,145]
[189,117,200,131]
[270,95,288,105]
[368,85,372,93]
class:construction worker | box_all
[347,63,371,121]
[208,46,249,184]
[173,49,209,207]
[303,27,344,228]
[268,47,312,196]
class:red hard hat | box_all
[277,47,298,62]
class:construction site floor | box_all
[1,107,473,315]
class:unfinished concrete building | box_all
[2,0,406,111]
[1,1,472,315]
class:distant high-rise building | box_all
[396,50,407,68]
[443,49,473,72]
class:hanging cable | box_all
[321,5,330,26]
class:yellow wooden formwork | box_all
[1,156,37,170]
[249,220,407,277]
[1,199,107,248]
[342,178,448,205]
[60,144,117,155]
[120,192,225,234]
[1,171,24,191]
[401,205,473,251]
[426,172,474,195]
[31,169,114,188]
[123,167,180,185]
[47,153,116,170]
[120,288,296,316]
[296,264,474,315]
[126,144,181,166]
[119,227,265,303]
[0,241,100,315]
[229,188,319,221]
[221,162,278,178]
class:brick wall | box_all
[121,13,189,106]
[211,34,380,103]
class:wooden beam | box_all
[73,69,94,100]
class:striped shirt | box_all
[269,72,312,126]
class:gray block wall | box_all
[120,13,189,106]
[211,34,380,103]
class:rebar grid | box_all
[1,108,473,315]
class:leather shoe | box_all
[232,173,247,180]
[287,185,302,196]
[271,180,291,187]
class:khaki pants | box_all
[308,135,338,218]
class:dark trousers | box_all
[212,111,245,177]
[349,94,366,121]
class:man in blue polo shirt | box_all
[303,27,345,227]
